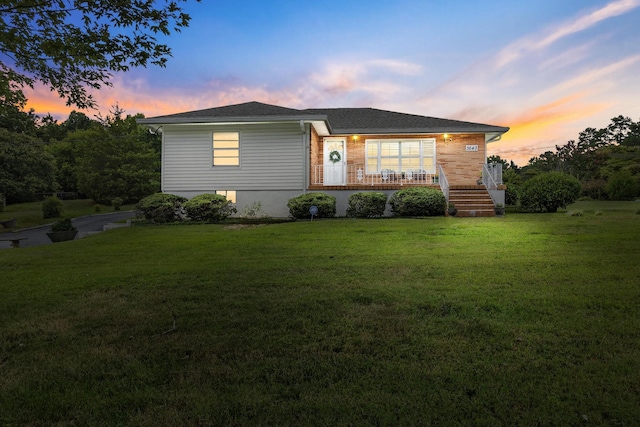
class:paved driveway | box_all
[0,211,137,249]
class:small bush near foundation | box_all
[184,193,237,222]
[242,201,269,219]
[137,193,187,223]
[389,187,446,217]
[42,196,63,219]
[346,192,387,218]
[287,193,336,219]
[519,172,581,213]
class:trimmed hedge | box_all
[287,192,336,219]
[388,187,445,217]
[346,192,387,218]
[136,193,187,223]
[519,172,581,213]
[184,193,237,222]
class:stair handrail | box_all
[438,163,449,202]
[482,163,504,205]
[481,163,499,191]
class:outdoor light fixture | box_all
[444,133,452,142]
[353,135,359,141]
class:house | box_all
[137,101,509,217]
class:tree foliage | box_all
[606,170,638,201]
[69,126,160,204]
[504,116,640,203]
[0,0,198,111]
[0,128,57,203]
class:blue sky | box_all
[26,0,640,165]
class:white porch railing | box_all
[438,163,449,202]
[482,162,504,206]
[312,164,440,186]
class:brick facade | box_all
[309,132,486,187]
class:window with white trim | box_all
[216,190,236,203]
[365,139,436,173]
[212,132,239,166]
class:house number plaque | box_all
[465,145,479,152]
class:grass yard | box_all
[1,202,639,425]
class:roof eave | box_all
[330,126,510,135]
[137,114,328,125]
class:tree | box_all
[0,128,57,203]
[67,106,161,203]
[0,0,199,111]
[0,103,38,134]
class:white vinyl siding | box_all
[366,138,436,174]
[162,123,305,192]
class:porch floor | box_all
[308,184,441,191]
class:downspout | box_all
[300,120,308,193]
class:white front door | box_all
[323,138,346,185]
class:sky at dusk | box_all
[24,0,640,165]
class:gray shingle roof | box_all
[146,101,310,119]
[304,107,508,134]
[137,101,509,134]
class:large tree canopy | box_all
[0,0,197,111]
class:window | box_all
[213,132,239,166]
[216,190,236,203]
[366,139,435,173]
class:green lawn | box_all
[1,202,639,425]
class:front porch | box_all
[311,164,440,188]
[308,162,506,216]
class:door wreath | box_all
[329,150,342,163]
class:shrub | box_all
[505,183,520,206]
[581,179,608,200]
[388,187,446,217]
[346,192,387,218]
[111,197,123,211]
[136,193,187,223]
[94,204,102,213]
[606,170,638,201]
[42,196,63,219]
[50,217,76,232]
[287,193,336,219]
[519,172,581,213]
[242,201,269,219]
[184,193,237,222]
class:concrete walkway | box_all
[0,211,137,250]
